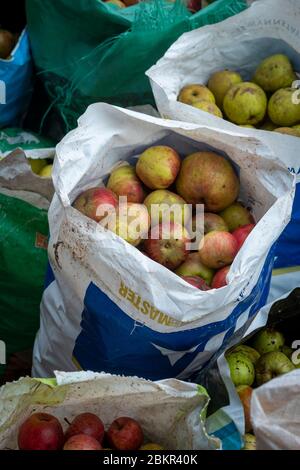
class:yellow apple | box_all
[39,164,53,178]
[29,158,48,175]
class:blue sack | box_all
[0,28,33,128]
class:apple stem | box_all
[64,417,71,425]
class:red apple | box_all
[107,165,146,203]
[198,231,238,269]
[65,413,105,444]
[63,434,102,450]
[107,417,143,450]
[180,275,210,290]
[18,413,64,450]
[211,265,230,288]
[236,385,253,433]
[232,224,255,251]
[73,187,118,222]
[187,0,202,12]
[144,222,190,270]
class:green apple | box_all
[207,70,242,109]
[192,100,223,118]
[178,84,215,106]
[220,202,254,232]
[252,328,284,355]
[242,433,256,450]
[226,352,255,387]
[175,252,215,286]
[268,88,300,127]
[255,351,295,385]
[227,345,260,365]
[253,54,296,92]
[223,82,267,125]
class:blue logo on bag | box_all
[72,249,274,381]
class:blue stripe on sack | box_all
[274,183,300,268]
[211,422,243,451]
[72,246,275,381]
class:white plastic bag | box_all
[147,0,300,271]
[252,369,300,450]
[32,103,294,382]
[197,288,300,450]
[0,371,220,450]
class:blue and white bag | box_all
[147,0,300,276]
[0,28,33,128]
[32,104,294,379]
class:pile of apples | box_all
[178,54,300,138]
[29,158,53,178]
[226,327,298,450]
[17,412,163,450]
[73,145,256,290]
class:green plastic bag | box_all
[0,141,53,380]
[26,0,247,131]
[0,194,49,379]
[0,128,55,159]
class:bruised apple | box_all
[65,413,104,444]
[211,265,230,288]
[18,413,64,450]
[198,231,238,269]
[180,275,210,290]
[228,345,260,365]
[175,252,214,285]
[136,146,181,190]
[176,151,239,211]
[144,222,190,270]
[107,165,146,203]
[107,417,143,450]
[232,224,255,251]
[73,187,118,222]
[226,352,255,387]
[252,328,285,355]
[207,70,242,109]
